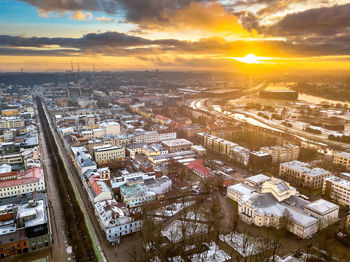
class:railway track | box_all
[36,97,97,262]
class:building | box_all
[279,160,331,189]
[0,199,51,258]
[197,133,238,157]
[71,146,97,175]
[120,182,156,208]
[261,144,300,163]
[148,150,198,165]
[231,146,250,166]
[323,176,350,207]
[162,139,193,153]
[93,145,125,164]
[1,109,20,117]
[249,151,272,169]
[133,131,176,144]
[112,171,172,196]
[0,117,25,130]
[84,175,113,203]
[94,200,142,244]
[227,175,338,239]
[0,168,45,199]
[186,159,213,179]
[126,143,145,159]
[333,152,350,170]
[0,152,23,166]
[142,144,168,157]
[190,145,206,156]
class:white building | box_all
[120,182,156,208]
[133,131,176,144]
[228,175,339,239]
[71,146,97,175]
[323,176,350,207]
[95,200,142,243]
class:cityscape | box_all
[1,1,350,262]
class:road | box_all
[36,105,70,262]
[41,100,143,261]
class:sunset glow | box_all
[0,0,349,73]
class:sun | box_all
[234,54,261,64]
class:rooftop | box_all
[246,174,271,185]
[304,199,339,215]
[280,160,330,177]
[162,138,193,147]
[336,151,350,158]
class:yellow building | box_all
[1,109,19,116]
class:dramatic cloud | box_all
[1,30,350,58]
[136,2,253,35]
[264,3,350,36]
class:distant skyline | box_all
[1,0,350,73]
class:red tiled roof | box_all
[0,168,44,188]
[187,160,212,178]
[91,182,102,195]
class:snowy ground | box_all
[181,209,207,221]
[168,256,184,262]
[161,220,208,242]
[219,232,263,257]
[188,242,231,262]
[271,252,324,262]
[155,201,195,217]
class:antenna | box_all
[93,64,95,73]
[71,60,74,72]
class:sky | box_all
[1,0,350,73]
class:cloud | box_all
[137,2,254,35]
[95,16,115,23]
[117,0,208,22]
[19,0,118,13]
[71,11,93,21]
[1,29,350,58]
[264,3,350,36]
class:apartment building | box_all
[323,176,350,207]
[133,131,176,144]
[279,160,331,189]
[1,109,20,117]
[261,144,300,163]
[0,168,45,199]
[197,133,238,157]
[93,145,125,164]
[333,152,350,170]
[0,117,25,130]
